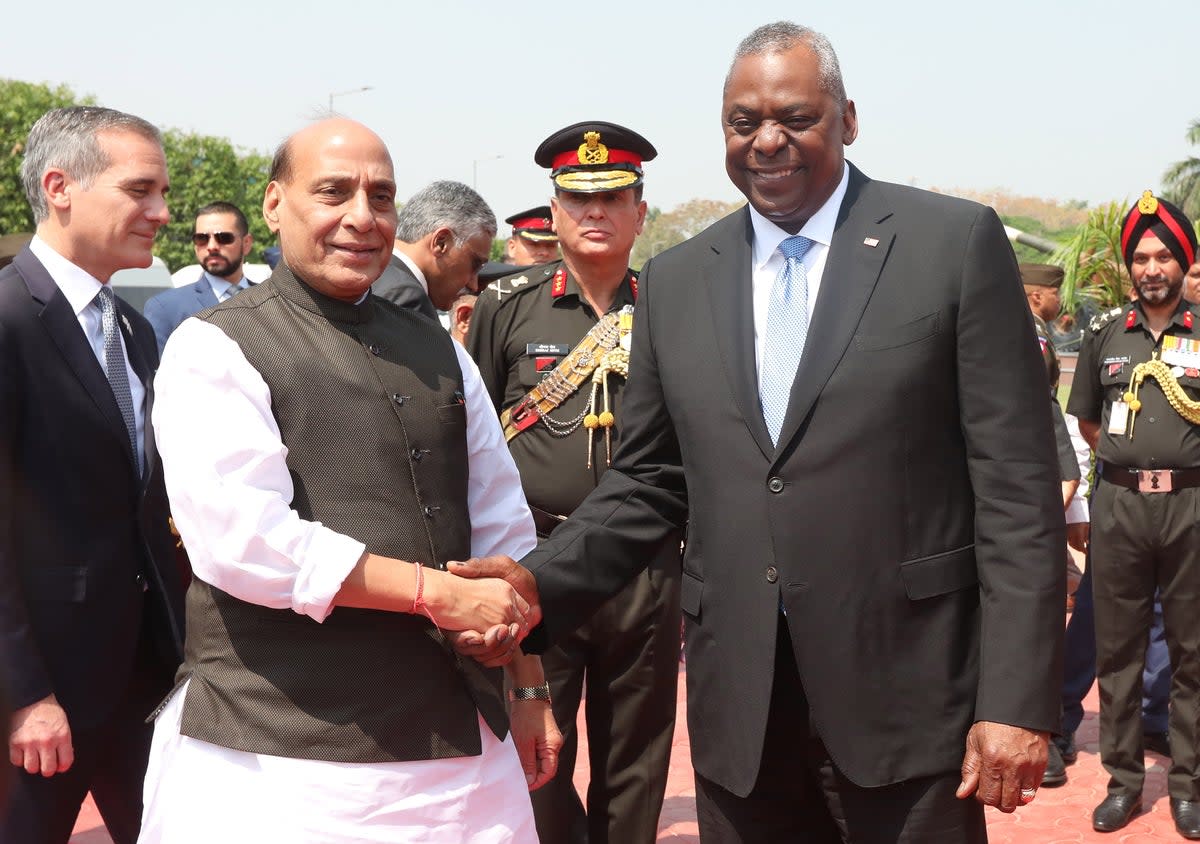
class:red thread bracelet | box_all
[412,563,438,627]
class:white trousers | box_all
[139,680,536,843]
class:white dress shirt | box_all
[29,236,146,466]
[141,314,538,842]
[749,164,850,380]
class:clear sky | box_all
[2,0,1195,225]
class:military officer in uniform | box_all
[1067,193,1200,838]
[505,206,560,266]
[1022,262,1081,508]
[466,122,682,844]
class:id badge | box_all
[1108,400,1130,436]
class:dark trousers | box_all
[694,617,986,844]
[531,551,681,844]
[1091,482,1200,800]
[1061,561,1170,735]
[0,634,162,844]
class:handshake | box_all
[430,556,541,667]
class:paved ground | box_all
[71,662,1180,843]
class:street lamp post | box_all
[328,86,373,112]
[472,155,503,190]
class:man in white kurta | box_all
[139,118,557,843]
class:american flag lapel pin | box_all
[863,237,879,248]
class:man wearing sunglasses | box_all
[143,201,254,352]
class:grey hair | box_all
[725,22,848,111]
[395,180,496,244]
[21,106,162,223]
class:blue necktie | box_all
[96,286,142,475]
[759,235,816,445]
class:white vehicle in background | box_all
[111,257,173,314]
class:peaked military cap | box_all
[534,121,657,193]
[1019,263,1065,288]
[1120,191,1197,272]
[505,206,557,242]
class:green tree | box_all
[158,130,272,271]
[1054,201,1129,320]
[0,79,89,234]
[632,198,744,269]
[1163,119,1200,220]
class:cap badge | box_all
[578,131,609,165]
[1138,190,1158,215]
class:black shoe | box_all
[1172,799,1200,840]
[1092,793,1142,832]
[1054,731,1078,765]
[1144,731,1171,757]
[1042,741,1067,786]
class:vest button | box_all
[411,448,423,461]
[767,477,785,493]
[391,394,406,406]
[368,343,382,355]
[766,566,778,583]
[423,505,438,518]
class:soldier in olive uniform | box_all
[1067,193,1200,838]
[505,206,560,266]
[1022,262,1081,504]
[467,122,682,844]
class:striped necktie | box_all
[96,285,142,475]
[759,235,816,445]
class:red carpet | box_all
[71,662,1178,842]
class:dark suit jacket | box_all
[143,275,219,353]
[373,254,439,320]
[522,165,1065,795]
[0,248,185,730]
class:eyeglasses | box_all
[192,231,238,247]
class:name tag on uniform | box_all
[1108,400,1130,436]
[526,343,571,356]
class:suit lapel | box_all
[773,167,894,456]
[704,209,775,460]
[15,249,140,473]
[195,276,217,308]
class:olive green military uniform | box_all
[467,260,682,844]
[1034,313,1082,483]
[1067,299,1200,802]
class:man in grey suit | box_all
[142,201,253,351]
[374,180,495,319]
[455,21,1065,842]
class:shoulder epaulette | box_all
[1088,306,1126,333]
[486,263,557,305]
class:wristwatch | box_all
[508,682,552,703]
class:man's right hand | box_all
[423,569,532,637]
[447,556,542,630]
[9,694,73,776]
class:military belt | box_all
[1100,463,1200,494]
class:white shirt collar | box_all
[749,163,850,269]
[390,247,429,294]
[29,235,106,316]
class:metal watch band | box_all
[508,682,552,703]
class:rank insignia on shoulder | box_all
[1089,306,1125,333]
[510,276,529,287]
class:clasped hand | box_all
[443,556,541,666]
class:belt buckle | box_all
[509,398,541,432]
[1137,469,1172,493]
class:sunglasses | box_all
[192,231,238,247]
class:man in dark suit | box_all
[456,21,1064,842]
[0,106,186,843]
[374,180,495,319]
[142,201,254,352]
